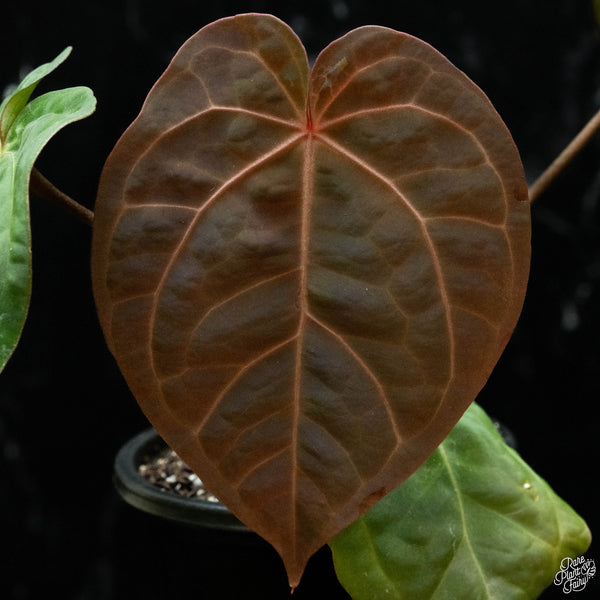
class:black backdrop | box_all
[1,1,599,598]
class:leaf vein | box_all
[316,131,456,406]
[187,268,300,349]
[194,335,298,436]
[314,55,433,123]
[438,445,494,599]
[146,133,304,380]
[191,45,305,123]
[306,313,403,446]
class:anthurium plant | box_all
[0,13,592,599]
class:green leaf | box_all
[0,50,96,373]
[0,47,72,145]
[329,403,591,600]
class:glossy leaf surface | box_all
[330,403,591,600]
[0,48,95,373]
[91,14,530,586]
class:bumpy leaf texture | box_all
[330,403,591,599]
[92,13,530,587]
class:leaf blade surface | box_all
[91,14,530,586]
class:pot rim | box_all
[114,427,249,532]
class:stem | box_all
[529,105,600,203]
[29,168,94,227]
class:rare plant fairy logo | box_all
[554,555,596,593]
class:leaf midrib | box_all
[438,444,494,599]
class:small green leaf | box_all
[0,50,96,373]
[330,403,591,600]
[0,47,72,146]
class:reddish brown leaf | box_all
[91,14,530,588]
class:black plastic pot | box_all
[114,427,248,532]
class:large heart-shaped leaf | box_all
[329,402,591,599]
[91,14,530,586]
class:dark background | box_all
[1,1,599,598]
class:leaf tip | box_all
[58,46,73,61]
